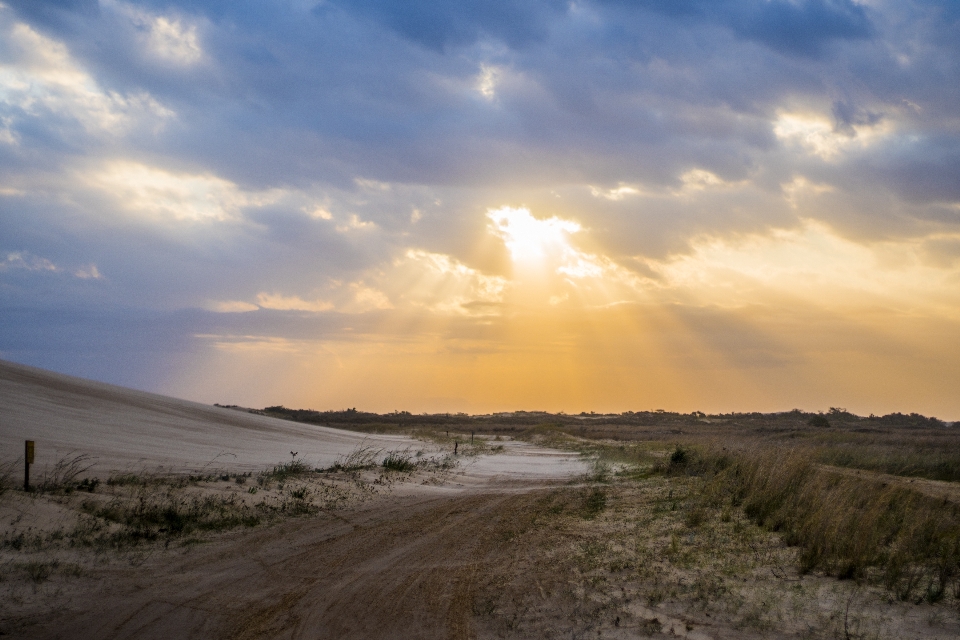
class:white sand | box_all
[0,359,587,480]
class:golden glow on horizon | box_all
[173,205,960,419]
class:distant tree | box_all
[808,415,831,428]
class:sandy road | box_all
[25,486,552,640]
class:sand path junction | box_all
[0,360,589,639]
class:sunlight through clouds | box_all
[84,161,284,222]
[484,206,648,307]
[390,249,505,315]
[487,206,581,264]
[646,221,960,317]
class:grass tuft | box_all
[382,451,416,472]
[259,459,311,486]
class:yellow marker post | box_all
[24,440,34,491]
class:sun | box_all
[486,206,580,265]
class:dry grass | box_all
[701,447,960,603]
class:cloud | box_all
[82,161,283,222]
[391,248,505,314]
[207,300,258,313]
[104,0,204,66]
[73,263,101,279]
[773,111,893,161]
[255,293,334,312]
[1,251,59,273]
[643,220,960,316]
[609,0,872,57]
[0,12,173,141]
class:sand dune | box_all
[0,359,586,480]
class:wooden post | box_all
[471,431,474,444]
[24,440,34,491]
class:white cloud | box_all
[74,264,102,279]
[773,111,892,161]
[336,214,377,232]
[304,205,333,220]
[206,300,259,313]
[1,252,104,280]
[391,249,506,315]
[349,284,393,311]
[104,0,204,66]
[0,14,174,136]
[256,293,334,312]
[590,184,641,200]
[476,64,502,100]
[84,161,284,222]
[146,16,203,65]
[678,169,743,192]
[1,251,58,273]
[0,115,17,145]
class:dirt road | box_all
[23,487,550,640]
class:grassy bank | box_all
[664,444,960,604]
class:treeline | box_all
[255,405,949,429]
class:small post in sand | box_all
[24,440,34,491]
[454,441,458,455]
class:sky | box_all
[1,0,959,418]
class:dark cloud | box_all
[327,0,567,51]
[731,0,872,58]
[874,144,960,205]
[3,0,99,28]
[601,0,872,57]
